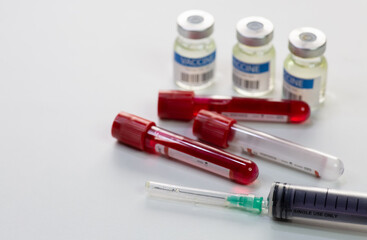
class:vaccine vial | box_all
[232,17,275,96]
[174,10,216,90]
[282,27,327,110]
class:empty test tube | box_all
[193,110,344,180]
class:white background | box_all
[1,0,367,239]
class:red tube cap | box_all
[193,110,237,148]
[111,112,155,150]
[158,90,195,120]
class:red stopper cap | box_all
[111,112,155,150]
[193,110,237,148]
[158,90,195,120]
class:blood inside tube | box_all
[192,97,309,123]
[154,144,230,178]
[221,112,288,122]
[144,126,258,185]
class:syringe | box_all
[146,181,367,225]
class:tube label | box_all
[221,112,288,122]
[174,51,215,86]
[239,145,319,177]
[155,144,230,178]
[282,70,320,107]
[232,57,270,91]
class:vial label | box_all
[232,57,270,91]
[240,145,318,177]
[282,70,320,107]
[174,51,216,86]
[155,144,230,178]
[221,112,288,123]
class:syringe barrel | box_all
[269,182,367,225]
[158,90,310,123]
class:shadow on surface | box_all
[271,217,367,238]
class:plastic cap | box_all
[111,112,155,150]
[158,90,195,120]
[193,110,237,148]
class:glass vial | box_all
[232,17,275,96]
[174,10,216,90]
[282,27,327,110]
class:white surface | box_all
[0,0,367,239]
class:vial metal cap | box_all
[288,27,326,58]
[177,10,214,39]
[236,16,274,47]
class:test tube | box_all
[146,181,367,225]
[193,110,344,180]
[158,90,310,123]
[112,112,259,185]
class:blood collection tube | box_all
[111,112,258,185]
[158,90,310,123]
[193,110,344,180]
[146,181,367,225]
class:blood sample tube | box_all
[158,90,310,123]
[111,112,258,185]
[193,110,344,180]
